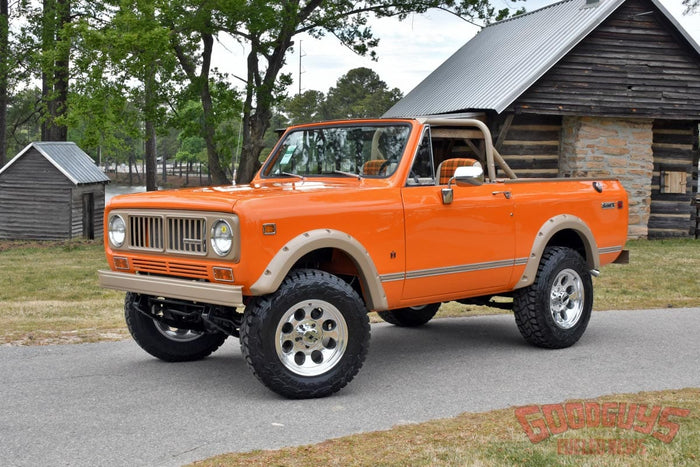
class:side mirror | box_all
[453,165,484,186]
[441,164,485,205]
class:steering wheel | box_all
[378,159,391,175]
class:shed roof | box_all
[0,142,110,185]
[384,0,700,117]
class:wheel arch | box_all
[514,214,599,290]
[249,229,388,311]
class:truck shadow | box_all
[124,314,539,400]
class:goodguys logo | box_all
[515,401,690,453]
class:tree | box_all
[324,67,402,119]
[218,0,521,185]
[0,0,8,166]
[175,134,205,185]
[4,87,42,157]
[69,0,181,191]
[683,1,698,14]
[0,0,28,165]
[161,1,234,185]
[282,89,326,125]
[40,0,71,141]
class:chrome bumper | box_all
[98,270,244,307]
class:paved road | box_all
[2,307,699,466]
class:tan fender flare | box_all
[249,229,389,311]
[514,214,599,289]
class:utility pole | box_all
[298,39,305,95]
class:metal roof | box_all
[0,142,110,185]
[384,0,700,118]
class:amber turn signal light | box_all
[114,257,129,270]
[213,267,234,282]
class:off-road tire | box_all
[377,303,441,327]
[513,247,593,349]
[240,269,370,399]
[125,292,227,362]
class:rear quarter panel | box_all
[506,178,628,288]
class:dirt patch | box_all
[1,328,129,346]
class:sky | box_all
[213,0,700,96]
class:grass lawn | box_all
[191,388,700,467]
[0,240,125,345]
[0,238,697,344]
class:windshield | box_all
[262,123,411,178]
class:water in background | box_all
[105,185,148,203]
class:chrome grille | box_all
[128,215,206,255]
[168,217,207,254]
[129,215,163,250]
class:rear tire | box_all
[513,247,592,349]
[377,303,441,327]
[125,293,227,362]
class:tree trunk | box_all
[40,0,70,142]
[40,0,53,141]
[52,0,69,141]
[144,63,157,191]
[145,121,156,191]
[0,0,8,166]
[161,150,167,184]
[235,31,292,185]
[236,116,265,184]
[199,32,228,185]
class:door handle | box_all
[492,191,511,199]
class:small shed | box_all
[0,142,110,240]
[385,0,700,239]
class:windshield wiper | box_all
[332,170,362,180]
[281,172,305,181]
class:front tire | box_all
[240,269,370,399]
[377,303,441,327]
[513,247,592,349]
[125,293,227,362]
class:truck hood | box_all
[107,180,374,213]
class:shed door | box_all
[82,193,95,240]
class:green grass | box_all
[0,238,698,344]
[0,240,125,344]
[594,239,700,310]
[191,388,700,466]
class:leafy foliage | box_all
[683,0,699,14]
[219,0,523,184]
[282,90,326,125]
[324,67,402,119]
[1,0,522,184]
[280,67,403,126]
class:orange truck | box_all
[99,118,628,398]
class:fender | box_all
[514,214,599,289]
[249,229,389,310]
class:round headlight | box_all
[211,220,233,256]
[108,215,126,248]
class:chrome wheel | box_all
[275,300,348,376]
[153,320,203,342]
[549,268,584,329]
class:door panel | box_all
[401,184,515,300]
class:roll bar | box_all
[421,118,517,181]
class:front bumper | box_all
[98,270,244,307]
